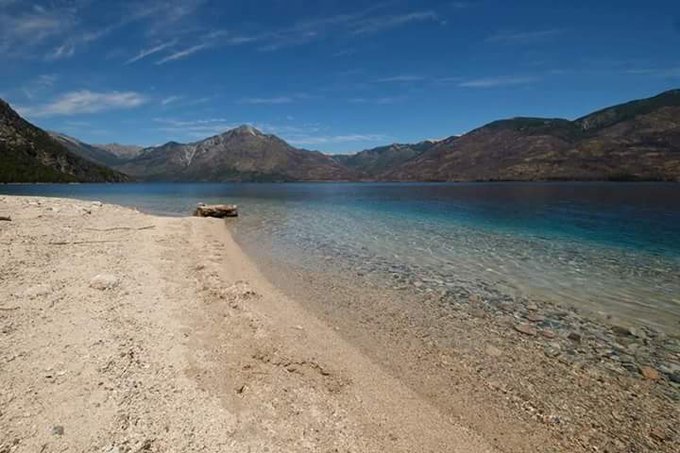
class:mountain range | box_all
[2,89,679,183]
[114,125,353,182]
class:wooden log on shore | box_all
[192,203,238,218]
[0,216,11,221]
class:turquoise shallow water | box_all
[2,182,679,331]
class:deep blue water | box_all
[2,182,679,330]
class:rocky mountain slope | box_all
[95,143,144,160]
[0,99,127,183]
[49,132,126,168]
[332,141,437,179]
[117,125,354,181]
[385,89,680,181]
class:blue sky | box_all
[1,0,679,153]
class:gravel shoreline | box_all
[239,235,680,452]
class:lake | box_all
[2,182,678,332]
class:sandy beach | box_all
[1,196,677,452]
[0,196,498,452]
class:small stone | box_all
[485,345,503,357]
[626,342,640,352]
[89,274,119,290]
[541,329,556,339]
[544,346,560,358]
[567,332,581,342]
[21,284,51,298]
[105,447,121,453]
[526,303,539,311]
[612,325,634,337]
[137,439,153,451]
[639,366,661,381]
[527,313,545,322]
[514,324,537,336]
[628,327,645,339]
[649,427,667,442]
[52,425,64,436]
[621,360,638,373]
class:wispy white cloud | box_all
[376,75,425,83]
[287,133,389,146]
[2,1,447,63]
[0,4,76,58]
[161,95,183,105]
[152,30,228,64]
[155,42,211,64]
[245,6,442,52]
[155,118,230,127]
[348,96,407,104]
[350,11,440,35]
[458,75,539,88]
[141,0,206,37]
[19,90,148,117]
[238,96,294,105]
[0,0,205,60]
[238,92,317,104]
[485,29,563,44]
[153,117,240,137]
[624,67,680,78]
[126,39,178,64]
[21,74,57,99]
[46,42,75,60]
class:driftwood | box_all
[193,203,238,218]
[0,216,11,221]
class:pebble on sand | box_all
[649,427,668,442]
[639,365,661,381]
[541,329,556,339]
[526,313,545,322]
[89,274,120,290]
[567,332,582,343]
[21,284,51,298]
[514,324,537,336]
[485,345,503,357]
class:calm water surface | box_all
[2,182,678,332]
